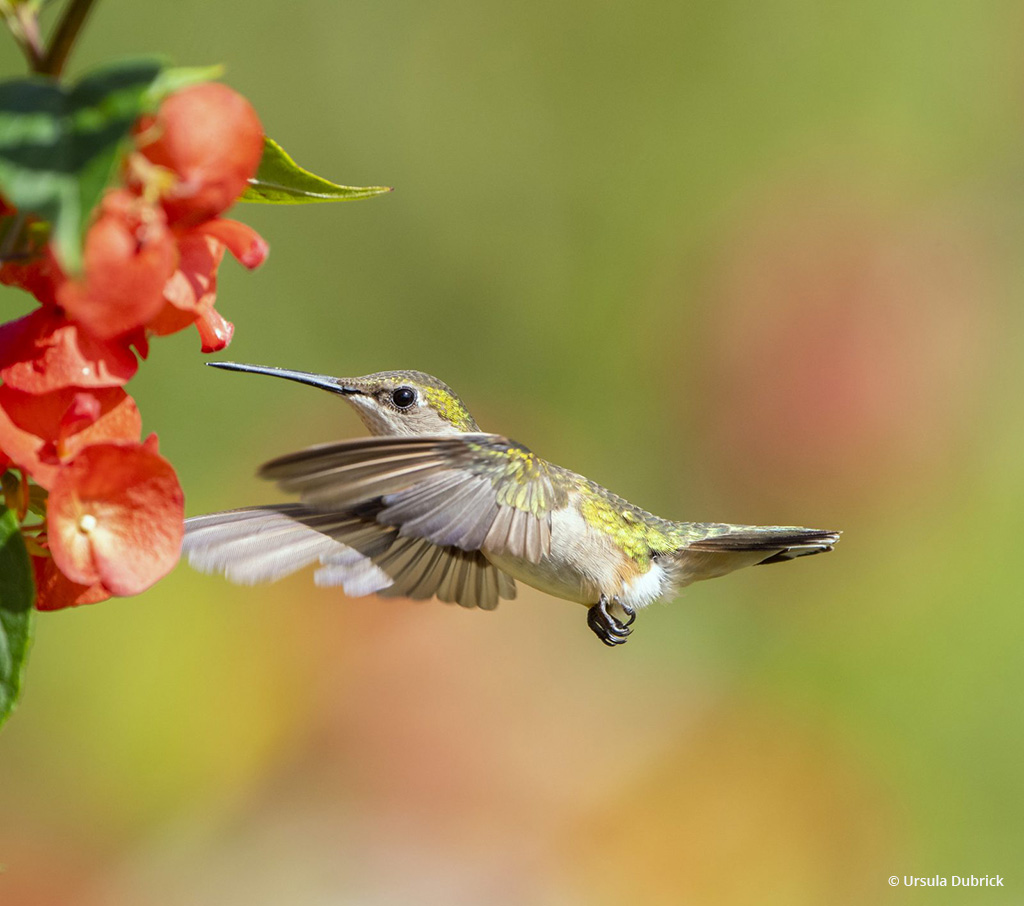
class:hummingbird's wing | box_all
[349,532,517,610]
[258,434,570,564]
[183,503,517,610]
[183,505,394,593]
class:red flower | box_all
[0,308,142,393]
[0,385,141,488]
[135,83,264,227]
[47,435,184,596]
[0,79,271,616]
[57,190,177,340]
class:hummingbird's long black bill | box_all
[206,362,360,395]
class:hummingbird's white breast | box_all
[482,504,674,609]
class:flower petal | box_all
[57,191,178,340]
[195,306,234,353]
[58,392,102,439]
[163,230,223,314]
[0,309,139,392]
[147,299,199,337]
[0,251,64,308]
[32,554,110,611]
[194,218,268,269]
[0,385,141,488]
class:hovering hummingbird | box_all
[183,363,840,646]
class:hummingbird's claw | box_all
[621,603,636,626]
[587,595,633,646]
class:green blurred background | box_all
[3,1,1024,903]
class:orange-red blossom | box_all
[0,82,267,610]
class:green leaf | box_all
[0,56,166,272]
[240,136,392,204]
[0,505,35,731]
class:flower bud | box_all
[136,83,264,226]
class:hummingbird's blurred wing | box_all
[183,503,517,610]
[354,533,517,610]
[183,505,393,591]
[259,434,570,564]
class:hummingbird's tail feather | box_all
[686,526,840,561]
[670,525,839,585]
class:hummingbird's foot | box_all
[587,594,633,646]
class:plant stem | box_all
[40,0,98,76]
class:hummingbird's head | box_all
[207,363,479,436]
[331,369,480,436]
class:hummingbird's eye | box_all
[391,386,417,409]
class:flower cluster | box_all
[0,82,267,610]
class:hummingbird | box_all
[183,363,840,646]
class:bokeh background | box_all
[3,1,1023,903]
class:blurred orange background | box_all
[2,2,1023,903]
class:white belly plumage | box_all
[482,505,674,609]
